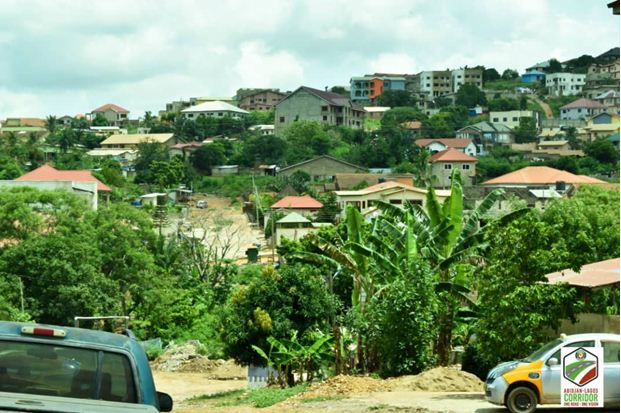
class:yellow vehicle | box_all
[485,333,620,413]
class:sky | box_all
[0,0,618,118]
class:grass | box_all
[190,384,309,408]
[300,395,346,403]
[484,79,530,91]
[368,404,389,411]
[543,95,576,117]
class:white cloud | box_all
[234,42,304,90]
[367,53,418,74]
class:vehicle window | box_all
[0,341,136,403]
[525,338,563,362]
[549,340,595,362]
[601,341,620,363]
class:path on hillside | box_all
[528,95,553,118]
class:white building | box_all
[489,110,540,129]
[181,101,249,120]
[545,73,586,96]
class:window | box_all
[462,164,470,170]
[389,199,402,205]
[187,113,194,118]
[218,112,223,117]
[322,115,327,121]
[549,340,596,362]
[512,117,518,121]
[503,117,508,121]
[321,106,328,111]
[279,116,285,123]
[444,164,452,170]
[492,117,499,122]
[602,341,620,363]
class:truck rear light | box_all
[21,326,66,338]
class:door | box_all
[601,340,620,404]
[541,340,595,404]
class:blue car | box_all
[0,321,172,412]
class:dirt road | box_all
[153,371,618,413]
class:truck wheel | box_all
[506,386,537,413]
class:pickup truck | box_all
[0,321,173,412]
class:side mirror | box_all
[547,357,559,366]
[157,391,173,412]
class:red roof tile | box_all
[430,148,477,162]
[91,103,129,114]
[545,258,620,288]
[415,138,473,149]
[271,195,323,209]
[482,166,606,185]
[17,165,111,192]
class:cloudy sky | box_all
[0,0,618,118]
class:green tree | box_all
[220,265,335,366]
[151,158,186,190]
[455,84,487,108]
[45,115,58,133]
[584,138,618,165]
[376,90,417,107]
[134,142,171,184]
[513,117,538,143]
[0,157,24,179]
[545,58,563,73]
[191,143,226,174]
[92,113,109,126]
[501,69,519,80]
[488,98,519,111]
[483,68,501,82]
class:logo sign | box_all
[561,347,603,407]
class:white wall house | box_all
[490,110,539,129]
[545,73,586,96]
[181,101,249,120]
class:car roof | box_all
[0,321,135,350]
[561,333,620,341]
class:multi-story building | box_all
[89,104,129,126]
[490,110,540,129]
[349,75,406,102]
[594,90,620,115]
[236,89,286,111]
[275,86,365,135]
[545,73,586,96]
[412,68,483,100]
[451,68,483,92]
[583,59,620,99]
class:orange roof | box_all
[415,138,473,149]
[271,195,323,209]
[17,165,111,192]
[430,148,477,162]
[91,103,129,114]
[19,118,47,128]
[545,258,620,288]
[482,166,606,185]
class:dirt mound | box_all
[389,367,483,392]
[152,342,245,379]
[296,375,390,399]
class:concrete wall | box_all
[553,313,620,335]
[432,162,476,188]
[490,110,537,129]
[275,91,325,135]
[279,157,365,180]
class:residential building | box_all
[0,118,47,137]
[10,164,112,210]
[560,98,606,120]
[270,195,323,216]
[363,106,391,120]
[87,148,138,169]
[583,58,620,99]
[430,149,477,188]
[451,68,483,92]
[273,212,328,246]
[58,115,73,127]
[334,181,449,217]
[237,89,286,111]
[464,186,562,213]
[576,113,620,142]
[181,101,249,120]
[511,142,584,159]
[545,73,585,96]
[89,103,129,126]
[594,90,620,115]
[521,70,546,83]
[482,166,607,189]
[608,132,619,149]
[274,86,365,135]
[350,75,406,102]
[100,133,175,149]
[277,155,366,182]
[489,110,540,129]
[211,165,239,176]
[169,142,204,159]
[411,68,483,100]
[333,173,414,190]
[415,138,477,156]
[401,121,423,138]
[456,121,514,155]
[248,124,275,135]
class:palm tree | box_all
[45,115,58,134]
